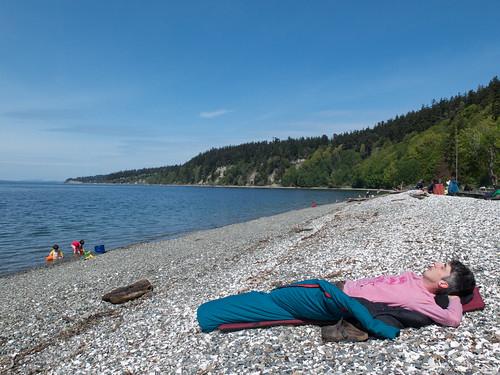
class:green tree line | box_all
[67,77,500,189]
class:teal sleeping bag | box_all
[197,279,400,339]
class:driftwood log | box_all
[409,191,429,199]
[347,197,369,202]
[102,279,153,304]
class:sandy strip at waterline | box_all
[0,192,498,374]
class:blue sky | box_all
[1,1,499,181]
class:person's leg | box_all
[197,291,295,332]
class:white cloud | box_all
[199,109,232,119]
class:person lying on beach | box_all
[340,260,475,327]
[197,260,475,340]
[318,260,475,341]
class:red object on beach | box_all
[218,319,315,332]
[462,287,485,313]
[434,184,445,195]
[311,201,317,207]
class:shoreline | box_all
[1,193,498,373]
[65,180,396,193]
[0,197,359,280]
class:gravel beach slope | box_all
[0,192,498,374]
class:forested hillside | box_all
[67,77,500,188]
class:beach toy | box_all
[83,250,95,260]
[45,255,56,262]
[94,245,106,254]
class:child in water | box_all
[71,240,85,255]
[46,244,64,261]
[71,239,95,260]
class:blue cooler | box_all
[94,245,106,254]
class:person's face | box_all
[423,262,452,288]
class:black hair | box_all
[444,260,476,296]
[80,240,85,245]
[53,244,59,250]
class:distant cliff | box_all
[67,77,500,189]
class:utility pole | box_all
[455,122,458,180]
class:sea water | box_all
[0,181,367,276]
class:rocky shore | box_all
[0,192,498,374]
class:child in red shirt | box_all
[71,240,85,255]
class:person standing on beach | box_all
[71,240,85,256]
[447,176,459,195]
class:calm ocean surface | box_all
[0,181,366,276]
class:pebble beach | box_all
[0,192,498,374]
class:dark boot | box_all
[321,319,368,342]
